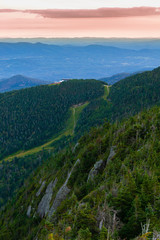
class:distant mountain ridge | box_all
[99,72,135,84]
[2,38,160,49]
[99,69,154,85]
[0,75,48,92]
[0,42,158,80]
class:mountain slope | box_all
[1,105,160,240]
[109,66,160,120]
[98,71,148,85]
[75,66,160,137]
[99,72,132,84]
[1,66,160,215]
[0,75,48,92]
[4,102,89,162]
[1,66,160,160]
[0,80,104,159]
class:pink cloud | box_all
[26,7,160,18]
[0,8,160,38]
[0,9,21,13]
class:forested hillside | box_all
[75,66,160,136]
[1,105,160,240]
[0,80,104,159]
[1,67,160,160]
[98,72,135,84]
[1,67,160,239]
[109,66,160,120]
[1,67,160,209]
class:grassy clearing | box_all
[3,102,88,162]
[103,85,110,101]
[73,102,89,134]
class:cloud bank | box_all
[1,7,160,38]
[1,7,160,18]
[26,7,160,18]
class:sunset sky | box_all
[0,0,160,38]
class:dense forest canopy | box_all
[0,79,104,159]
[1,105,160,239]
[1,67,160,239]
[1,67,160,159]
[75,67,160,136]
[109,66,160,120]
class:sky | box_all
[0,0,160,38]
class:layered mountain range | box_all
[0,42,158,81]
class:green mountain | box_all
[0,75,48,92]
[1,66,160,161]
[75,67,160,136]
[1,67,160,239]
[0,79,105,208]
[0,79,104,159]
[1,105,160,240]
[108,66,160,120]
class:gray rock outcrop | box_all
[36,181,46,197]
[88,159,104,181]
[37,178,57,218]
[107,146,116,164]
[27,205,32,217]
[48,159,80,218]
[72,142,79,153]
[87,146,116,182]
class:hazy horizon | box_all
[1,37,160,50]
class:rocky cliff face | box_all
[37,178,57,218]
[1,106,160,240]
[48,159,80,218]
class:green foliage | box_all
[75,208,96,233]
[0,150,49,208]
[77,228,92,240]
[0,105,158,239]
[75,98,109,138]
[0,80,104,159]
[99,226,108,240]
[109,67,160,120]
[76,67,160,137]
[3,68,160,240]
